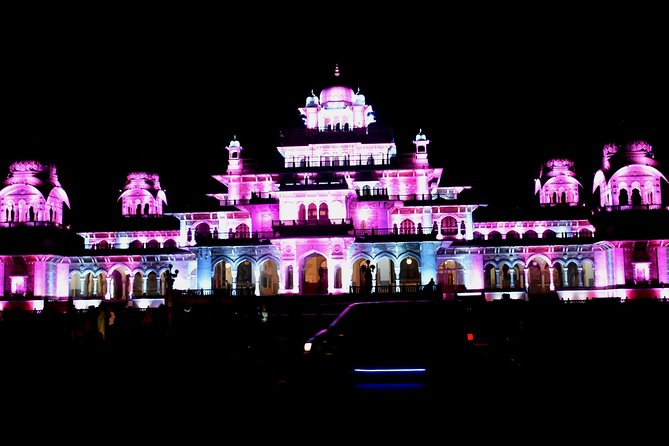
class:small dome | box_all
[543,159,576,178]
[353,88,366,106]
[415,129,427,141]
[320,85,355,109]
[229,136,241,148]
[305,90,319,107]
[602,140,659,172]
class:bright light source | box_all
[467,333,475,342]
[304,342,312,353]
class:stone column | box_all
[549,267,555,291]
[79,276,86,297]
[394,265,401,292]
[578,267,584,287]
[509,268,515,288]
[563,267,569,288]
[254,265,261,296]
[106,277,112,299]
[142,276,148,296]
[495,268,501,288]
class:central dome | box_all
[320,85,355,108]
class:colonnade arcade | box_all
[482,255,595,292]
[69,266,174,299]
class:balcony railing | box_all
[271,218,354,237]
[599,204,669,212]
[0,220,64,228]
[356,191,459,202]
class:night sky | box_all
[4,13,667,227]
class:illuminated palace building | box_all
[2,74,669,309]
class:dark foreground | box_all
[3,299,669,409]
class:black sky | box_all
[4,11,668,226]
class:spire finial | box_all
[334,64,340,77]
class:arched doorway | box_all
[97,272,108,298]
[399,257,420,288]
[146,272,159,295]
[213,261,232,290]
[374,257,395,293]
[110,269,129,300]
[195,223,211,243]
[70,272,82,297]
[353,258,372,293]
[303,253,327,294]
[132,272,143,297]
[553,264,564,288]
[236,260,255,296]
[528,258,550,293]
[259,260,279,295]
[438,260,464,291]
[582,261,594,287]
[484,264,496,289]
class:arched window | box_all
[318,203,329,221]
[561,191,567,203]
[235,223,250,238]
[440,216,458,236]
[473,231,485,240]
[484,264,496,289]
[400,219,416,235]
[164,239,177,248]
[488,231,502,240]
[129,240,143,249]
[367,155,374,165]
[524,230,538,239]
[362,185,371,196]
[631,188,642,206]
[579,228,593,238]
[144,203,150,215]
[619,188,629,206]
[97,240,109,249]
[136,203,142,215]
[298,204,306,221]
[308,203,318,221]
[146,239,160,249]
[28,206,35,221]
[543,229,557,239]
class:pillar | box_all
[578,267,584,287]
[394,264,401,291]
[254,265,261,295]
[106,277,112,299]
[562,267,569,288]
[549,267,555,291]
[523,268,529,291]
[79,276,86,297]
[93,275,98,296]
[231,269,238,292]
[197,247,212,290]
[509,268,515,288]
[495,268,501,289]
[142,276,148,296]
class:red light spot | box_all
[467,333,474,342]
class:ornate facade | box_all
[2,72,668,310]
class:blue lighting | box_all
[354,368,426,373]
